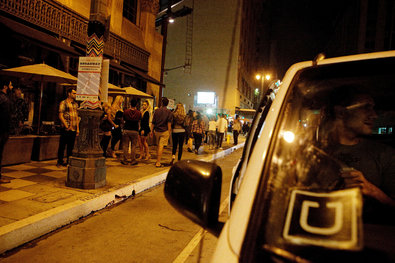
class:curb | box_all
[0,143,244,254]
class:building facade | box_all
[0,0,163,130]
[162,0,242,115]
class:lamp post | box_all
[66,0,108,189]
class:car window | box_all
[254,57,395,262]
[230,87,279,209]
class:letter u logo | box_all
[299,201,343,235]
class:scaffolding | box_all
[184,0,194,74]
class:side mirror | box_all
[164,160,223,236]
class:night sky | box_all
[262,0,352,77]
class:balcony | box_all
[0,0,149,71]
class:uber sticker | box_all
[283,188,362,250]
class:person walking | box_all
[110,95,123,158]
[137,100,151,161]
[121,99,141,165]
[57,87,79,167]
[170,103,186,165]
[150,97,173,167]
[232,115,242,145]
[192,111,205,154]
[208,115,217,150]
[216,114,227,149]
[184,110,194,152]
[0,82,12,184]
[202,114,209,144]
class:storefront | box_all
[0,6,163,165]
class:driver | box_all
[324,85,395,214]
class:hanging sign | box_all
[76,57,103,101]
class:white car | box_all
[165,51,395,262]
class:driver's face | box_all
[344,94,377,136]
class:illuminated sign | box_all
[283,188,362,250]
[197,92,215,104]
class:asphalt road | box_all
[0,149,242,263]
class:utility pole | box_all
[158,1,193,103]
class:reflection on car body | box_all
[165,51,395,262]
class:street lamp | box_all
[255,73,271,95]
[254,73,271,109]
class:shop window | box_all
[123,0,138,24]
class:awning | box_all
[0,16,81,57]
[124,86,152,98]
[108,83,152,98]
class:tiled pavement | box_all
[0,138,242,226]
[0,137,245,254]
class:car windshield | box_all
[256,57,395,262]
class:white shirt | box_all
[208,120,217,131]
[216,117,227,133]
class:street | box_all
[0,148,242,263]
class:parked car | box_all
[165,51,395,262]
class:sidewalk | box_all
[0,136,245,254]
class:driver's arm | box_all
[341,169,395,207]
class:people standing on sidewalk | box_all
[232,115,242,145]
[170,103,186,165]
[137,100,151,161]
[150,97,173,167]
[0,82,12,184]
[216,114,227,149]
[57,87,79,167]
[110,95,123,158]
[192,111,205,154]
[208,115,217,150]
[121,99,141,165]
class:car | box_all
[164,51,395,262]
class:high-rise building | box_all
[162,0,244,114]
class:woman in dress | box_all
[137,100,151,160]
[109,96,123,158]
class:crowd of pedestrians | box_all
[52,89,247,168]
[0,82,250,185]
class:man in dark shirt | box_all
[326,86,395,211]
[150,97,173,167]
[122,99,141,165]
[0,82,12,183]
